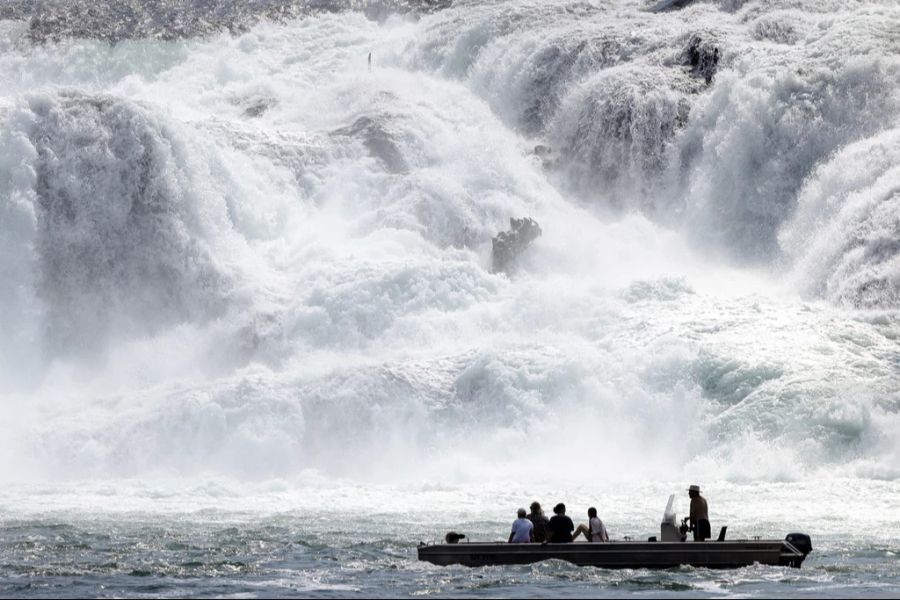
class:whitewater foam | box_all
[0,0,898,492]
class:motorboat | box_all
[417,495,812,569]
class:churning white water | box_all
[0,0,898,596]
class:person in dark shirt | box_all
[527,501,551,543]
[547,503,575,543]
[688,485,711,541]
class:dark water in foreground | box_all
[1,516,898,598]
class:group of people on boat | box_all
[508,502,609,544]
[508,485,710,543]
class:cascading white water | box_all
[781,127,900,307]
[0,0,898,494]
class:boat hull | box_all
[417,540,807,569]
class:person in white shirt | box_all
[572,507,609,542]
[508,508,534,543]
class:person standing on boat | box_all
[548,503,575,543]
[688,485,711,541]
[508,508,534,543]
[527,502,551,543]
[572,507,609,542]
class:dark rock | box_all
[491,217,542,274]
[240,96,278,118]
[10,0,453,44]
[533,145,557,169]
[331,116,409,175]
[684,35,720,84]
[648,0,698,13]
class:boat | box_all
[417,495,812,569]
[417,536,811,569]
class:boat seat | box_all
[717,526,727,542]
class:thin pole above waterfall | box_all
[368,52,372,72]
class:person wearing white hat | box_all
[687,485,711,541]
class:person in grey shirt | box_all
[509,508,534,543]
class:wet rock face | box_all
[518,41,592,134]
[533,144,557,169]
[552,65,690,200]
[8,0,452,43]
[491,217,542,274]
[29,93,230,355]
[332,116,409,175]
[362,0,452,22]
[648,0,698,13]
[684,35,720,84]
[241,97,278,119]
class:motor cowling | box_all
[445,532,466,544]
[785,533,812,556]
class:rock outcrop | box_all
[684,35,720,84]
[648,0,698,13]
[491,217,542,274]
[12,0,453,43]
[332,116,409,175]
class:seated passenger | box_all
[527,501,551,543]
[508,508,534,543]
[547,503,575,543]
[572,507,609,542]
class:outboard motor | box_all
[660,495,684,542]
[445,532,466,544]
[785,533,812,557]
